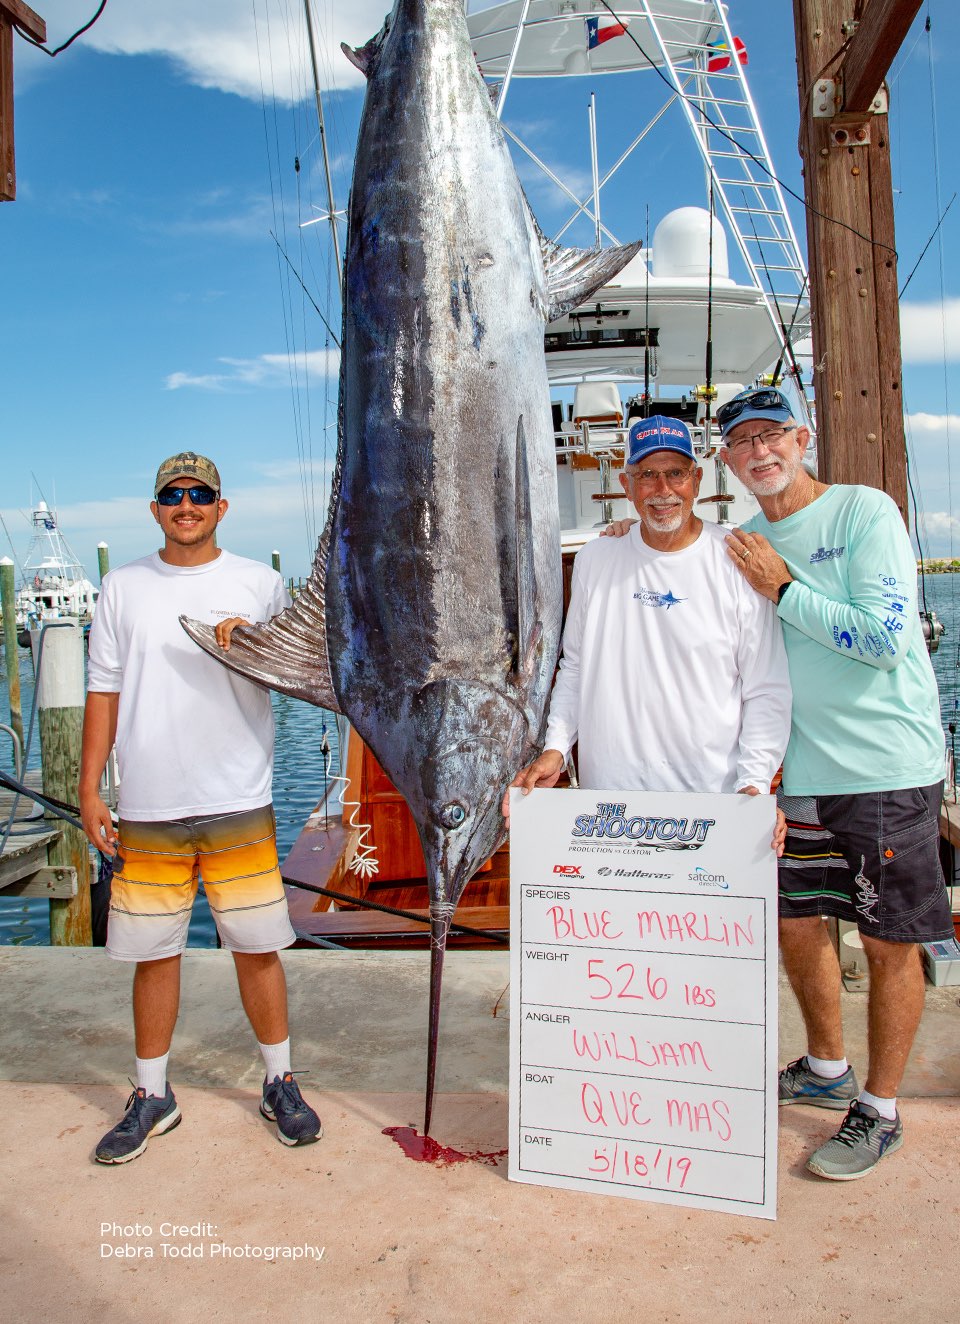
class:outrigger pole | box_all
[303,0,343,288]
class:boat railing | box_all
[0,724,23,783]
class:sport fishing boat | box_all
[281,0,814,948]
[14,500,98,634]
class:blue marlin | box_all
[182,0,641,1132]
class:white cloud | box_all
[900,298,960,363]
[20,0,386,100]
[906,412,960,434]
[165,349,339,391]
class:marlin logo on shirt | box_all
[633,587,685,610]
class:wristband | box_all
[777,580,792,604]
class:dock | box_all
[2,945,958,1322]
[0,768,77,901]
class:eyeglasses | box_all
[627,466,696,487]
[724,426,797,455]
[716,387,791,429]
[156,485,219,507]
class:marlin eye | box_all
[439,802,466,829]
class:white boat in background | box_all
[466,0,816,548]
[15,501,98,630]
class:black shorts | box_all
[777,783,954,944]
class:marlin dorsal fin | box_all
[341,17,390,79]
[525,198,644,322]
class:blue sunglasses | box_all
[156,485,219,507]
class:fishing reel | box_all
[920,609,945,655]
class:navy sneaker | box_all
[260,1072,322,1146]
[778,1056,859,1110]
[95,1084,182,1164]
[806,1101,903,1180]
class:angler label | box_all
[508,788,778,1221]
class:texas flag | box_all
[707,35,748,73]
[585,15,629,50]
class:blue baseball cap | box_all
[717,387,793,436]
[626,415,695,465]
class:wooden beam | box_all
[0,4,45,201]
[0,15,14,201]
[793,0,908,519]
[0,1,45,42]
[1,866,78,899]
[841,0,923,113]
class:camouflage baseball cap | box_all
[154,452,222,497]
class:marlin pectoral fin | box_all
[179,534,342,713]
[512,414,537,682]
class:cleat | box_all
[260,1072,322,1147]
[95,1083,181,1164]
[806,1100,903,1181]
[778,1056,859,1110]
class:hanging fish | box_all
[181,0,641,1133]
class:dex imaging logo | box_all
[690,865,728,890]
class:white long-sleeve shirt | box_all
[543,521,792,793]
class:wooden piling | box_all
[31,622,91,945]
[0,557,23,749]
[97,542,109,582]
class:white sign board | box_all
[508,788,778,1220]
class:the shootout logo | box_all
[571,802,715,850]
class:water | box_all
[5,575,960,945]
[0,645,341,945]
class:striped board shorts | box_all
[777,783,954,944]
[106,804,296,962]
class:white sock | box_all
[859,1089,898,1121]
[805,1054,849,1079]
[136,1053,169,1099]
[260,1038,291,1081]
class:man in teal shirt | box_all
[719,386,952,1182]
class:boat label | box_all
[508,788,778,1220]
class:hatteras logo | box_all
[571,802,714,850]
[690,865,728,890]
[633,586,685,610]
[809,545,845,564]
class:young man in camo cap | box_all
[79,452,321,1162]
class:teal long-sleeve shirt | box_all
[742,484,945,795]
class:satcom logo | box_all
[690,865,728,890]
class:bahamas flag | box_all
[585,16,629,50]
[707,35,748,73]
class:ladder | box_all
[635,1,809,366]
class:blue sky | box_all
[2,0,959,579]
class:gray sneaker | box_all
[260,1072,322,1147]
[95,1083,182,1164]
[807,1101,903,1181]
[778,1056,859,1110]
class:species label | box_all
[508,788,778,1220]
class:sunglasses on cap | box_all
[715,387,791,429]
[156,485,219,507]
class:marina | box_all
[2,0,960,1313]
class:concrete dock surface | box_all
[2,947,958,1323]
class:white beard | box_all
[740,448,803,496]
[641,499,684,533]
